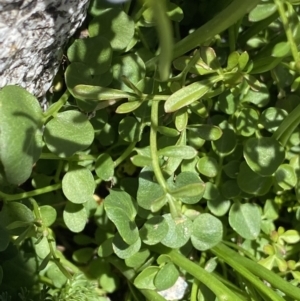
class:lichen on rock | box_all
[0,0,90,97]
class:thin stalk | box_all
[40,153,97,161]
[228,26,236,53]
[273,0,299,63]
[273,102,300,146]
[146,0,260,68]
[54,160,64,183]
[222,240,258,262]
[212,243,300,301]
[150,244,244,301]
[114,142,136,168]
[42,89,70,122]
[150,99,168,191]
[239,13,279,45]
[0,183,62,201]
[108,256,167,301]
[147,0,173,81]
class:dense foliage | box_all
[1,0,300,300]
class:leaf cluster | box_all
[1,0,300,300]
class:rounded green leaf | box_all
[220,180,241,199]
[118,116,143,142]
[34,237,51,259]
[207,197,231,217]
[47,264,67,288]
[223,160,240,178]
[236,108,259,137]
[229,202,261,240]
[168,172,205,204]
[188,124,222,141]
[112,54,146,92]
[259,107,288,133]
[191,213,223,251]
[154,262,179,291]
[44,110,94,157]
[63,202,87,233]
[274,164,297,190]
[134,266,159,290]
[137,167,165,210]
[67,36,112,75]
[98,237,114,258]
[227,51,240,70]
[125,249,151,269]
[272,42,291,58]
[280,230,300,244]
[197,156,219,177]
[249,3,277,22]
[218,90,239,115]
[203,182,220,200]
[72,247,94,264]
[62,168,95,204]
[237,162,273,195]
[95,153,114,181]
[242,83,270,107]
[112,233,141,259]
[161,214,192,249]
[40,205,57,227]
[212,128,236,157]
[89,9,135,51]
[0,86,43,184]
[244,137,285,176]
[66,63,113,97]
[140,216,169,245]
[0,202,34,231]
[131,155,152,167]
[104,189,139,245]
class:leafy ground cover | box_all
[1,0,300,300]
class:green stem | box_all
[273,103,300,146]
[0,183,62,201]
[114,142,136,168]
[222,240,257,262]
[212,243,300,301]
[108,256,167,301]
[150,244,243,301]
[40,153,97,161]
[239,12,279,45]
[150,99,168,192]
[215,157,223,187]
[146,0,260,67]
[54,160,64,183]
[148,0,173,81]
[228,26,236,53]
[273,0,299,63]
[42,89,70,122]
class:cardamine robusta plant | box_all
[1,0,300,300]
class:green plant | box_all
[1,0,300,300]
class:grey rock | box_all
[0,0,90,97]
